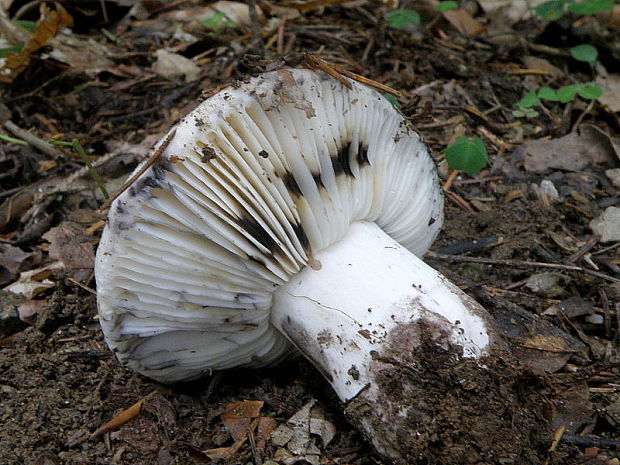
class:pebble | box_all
[584,313,604,325]
[539,179,559,199]
[525,272,569,298]
[606,168,620,189]
[590,206,620,242]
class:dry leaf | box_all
[203,400,265,461]
[43,222,95,282]
[442,9,485,36]
[45,34,114,75]
[552,382,593,434]
[270,399,336,465]
[517,126,618,173]
[596,74,620,113]
[0,244,34,285]
[160,1,265,26]
[152,49,201,82]
[90,390,158,439]
[222,400,264,441]
[3,261,62,298]
[521,334,574,353]
[0,3,73,83]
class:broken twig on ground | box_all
[428,252,620,284]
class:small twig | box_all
[67,277,97,295]
[526,41,568,57]
[599,287,611,338]
[442,169,459,191]
[305,54,402,97]
[248,427,261,465]
[565,235,599,264]
[560,434,620,449]
[13,0,46,19]
[0,185,25,200]
[544,426,565,465]
[101,129,176,210]
[3,120,63,159]
[277,17,286,55]
[99,0,109,23]
[443,190,474,212]
[427,252,620,284]
[572,99,595,132]
[454,175,503,185]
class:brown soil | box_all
[1,1,619,464]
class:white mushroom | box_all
[95,69,497,458]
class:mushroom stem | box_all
[271,220,493,458]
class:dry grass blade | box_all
[304,54,402,97]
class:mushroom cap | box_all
[95,68,443,382]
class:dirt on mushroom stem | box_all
[345,323,554,464]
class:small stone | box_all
[525,272,569,298]
[606,168,620,189]
[590,206,620,242]
[539,179,559,199]
[584,314,603,325]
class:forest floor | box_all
[1,0,620,464]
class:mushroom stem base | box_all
[271,221,497,457]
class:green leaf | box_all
[569,44,598,63]
[557,84,579,102]
[512,108,540,118]
[437,1,459,12]
[0,45,23,57]
[516,90,540,108]
[202,12,236,32]
[385,9,421,29]
[13,20,36,32]
[576,82,603,99]
[533,0,568,20]
[537,87,559,101]
[568,0,614,14]
[444,136,489,174]
[382,93,401,107]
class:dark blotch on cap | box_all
[281,172,302,197]
[129,176,159,197]
[248,255,266,267]
[332,142,354,178]
[239,215,278,255]
[114,220,130,231]
[128,162,169,198]
[115,202,127,215]
[291,221,311,253]
[312,172,325,189]
[357,143,370,166]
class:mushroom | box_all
[95,69,498,458]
